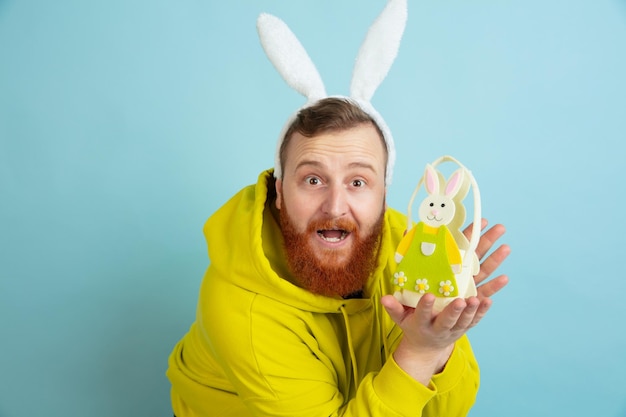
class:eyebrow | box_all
[348,161,378,173]
[294,160,378,174]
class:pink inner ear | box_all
[425,166,437,194]
[445,172,461,196]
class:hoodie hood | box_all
[203,169,401,315]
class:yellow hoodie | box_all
[167,170,480,417]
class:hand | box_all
[381,219,510,384]
[463,219,510,312]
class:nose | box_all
[322,184,348,218]
[431,209,439,216]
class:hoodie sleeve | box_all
[362,335,479,416]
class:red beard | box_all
[279,202,384,298]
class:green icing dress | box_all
[393,222,461,298]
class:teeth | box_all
[318,231,347,242]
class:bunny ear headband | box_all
[256,0,408,184]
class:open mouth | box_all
[317,229,350,243]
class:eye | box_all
[441,203,446,208]
[352,179,364,187]
[306,177,320,186]
[429,202,434,207]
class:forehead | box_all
[283,124,387,172]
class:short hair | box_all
[279,97,387,179]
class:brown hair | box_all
[278,97,386,178]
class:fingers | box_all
[462,218,488,241]
[382,293,497,353]
[474,243,511,284]
[438,296,491,333]
[453,297,480,329]
[434,298,478,330]
[477,274,509,299]
[434,298,468,331]
[474,223,506,260]
[413,293,436,326]
[470,296,492,327]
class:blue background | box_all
[1,0,625,416]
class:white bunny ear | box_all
[350,0,407,101]
[257,13,327,102]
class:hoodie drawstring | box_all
[374,293,390,360]
[339,305,359,390]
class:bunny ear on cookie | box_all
[350,0,408,102]
[445,169,464,198]
[257,13,327,103]
[424,164,440,195]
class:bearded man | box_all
[166,98,510,417]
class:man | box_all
[166,97,510,416]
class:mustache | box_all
[306,218,358,233]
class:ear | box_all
[445,169,464,198]
[424,164,439,195]
[275,178,283,210]
[384,189,388,212]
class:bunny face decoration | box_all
[256,0,407,185]
[418,165,464,229]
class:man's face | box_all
[275,123,387,296]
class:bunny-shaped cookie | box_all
[393,158,479,312]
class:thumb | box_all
[381,294,406,324]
